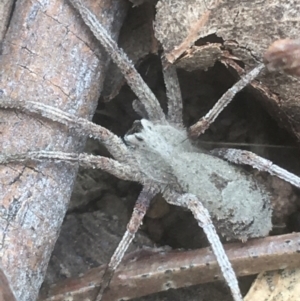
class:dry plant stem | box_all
[162,61,183,124]
[0,151,141,182]
[96,185,158,301]
[39,233,300,301]
[189,63,265,137]
[165,191,242,301]
[0,96,129,162]
[0,0,14,41]
[69,0,165,122]
[211,148,300,188]
[0,1,127,300]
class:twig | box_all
[39,233,300,301]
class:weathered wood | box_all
[0,0,128,300]
[0,0,14,42]
[155,0,300,141]
[39,233,300,301]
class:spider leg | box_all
[0,95,130,162]
[95,184,159,301]
[0,151,142,182]
[164,190,243,301]
[211,148,300,189]
[162,60,183,125]
[189,63,264,138]
[68,0,166,123]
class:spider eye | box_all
[135,135,144,142]
[124,132,144,147]
[140,119,153,131]
[126,120,142,136]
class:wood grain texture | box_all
[39,233,300,301]
[0,0,128,300]
[0,0,14,42]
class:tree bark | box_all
[0,0,128,300]
[0,0,14,42]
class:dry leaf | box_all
[175,44,222,71]
[155,0,300,143]
[245,268,300,301]
[155,0,300,66]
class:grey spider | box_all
[1,1,300,301]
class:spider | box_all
[1,1,300,301]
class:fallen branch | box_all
[39,233,300,301]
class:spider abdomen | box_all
[127,119,272,241]
[171,152,273,241]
